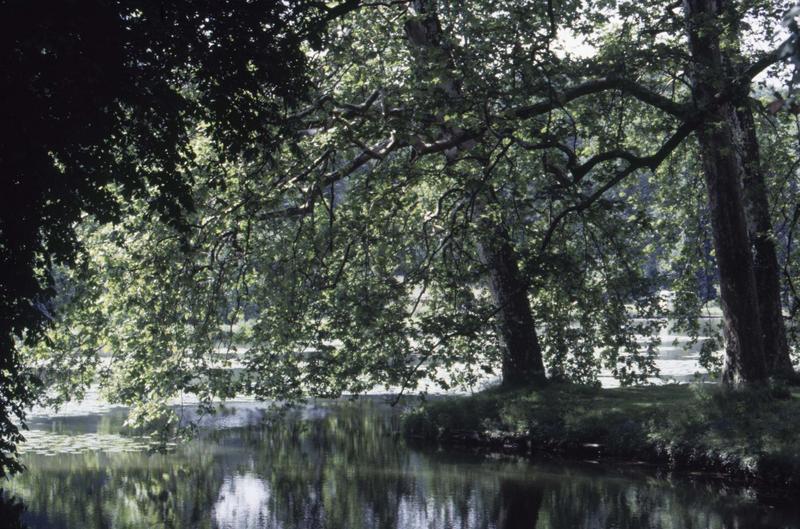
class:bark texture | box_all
[477,222,546,387]
[683,0,767,385]
[735,104,795,377]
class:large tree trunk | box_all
[405,0,546,387]
[735,104,796,377]
[477,221,546,387]
[683,0,767,385]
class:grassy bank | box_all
[402,383,800,489]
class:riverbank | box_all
[402,383,800,490]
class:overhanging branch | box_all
[539,117,701,252]
[512,76,690,119]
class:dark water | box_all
[4,399,799,529]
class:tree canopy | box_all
[0,0,359,475]
[3,0,800,476]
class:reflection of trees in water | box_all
[243,402,415,529]
[538,469,794,529]
[8,402,800,529]
[0,490,28,529]
[9,448,222,528]
[496,479,543,529]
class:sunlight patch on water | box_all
[214,474,273,529]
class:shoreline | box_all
[401,383,800,493]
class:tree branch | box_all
[539,117,701,252]
[512,76,690,119]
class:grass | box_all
[402,383,800,489]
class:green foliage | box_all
[8,0,800,473]
[0,0,357,473]
[404,383,800,485]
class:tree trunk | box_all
[405,0,546,387]
[683,0,768,385]
[477,221,546,387]
[735,104,796,377]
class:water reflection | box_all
[214,474,272,529]
[7,400,800,529]
[0,491,28,529]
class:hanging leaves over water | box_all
[10,0,800,456]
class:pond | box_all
[4,398,799,529]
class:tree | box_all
[736,101,795,377]
[403,0,546,386]
[29,0,672,417]
[682,0,800,384]
[17,0,800,455]
[0,0,361,475]
[683,0,769,384]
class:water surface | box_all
[5,399,799,529]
